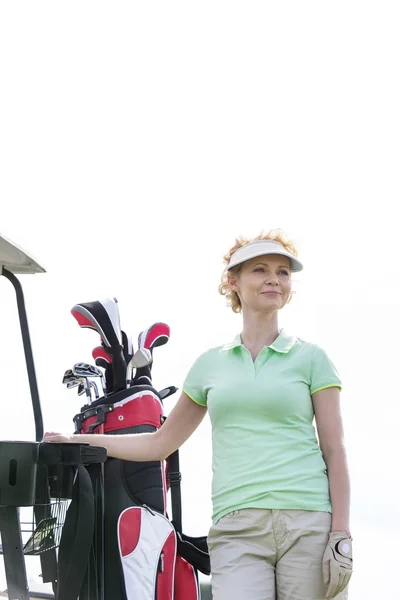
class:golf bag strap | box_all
[168,449,182,534]
[57,465,95,600]
[167,449,211,576]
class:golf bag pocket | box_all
[174,554,200,600]
[118,506,176,600]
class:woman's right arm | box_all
[43,392,207,461]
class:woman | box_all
[45,230,352,599]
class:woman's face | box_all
[229,254,292,314]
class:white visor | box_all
[227,240,303,272]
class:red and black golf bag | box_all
[56,298,210,600]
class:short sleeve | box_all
[310,345,342,395]
[183,352,210,406]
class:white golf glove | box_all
[322,531,353,598]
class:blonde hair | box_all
[218,229,298,313]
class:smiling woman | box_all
[218,230,300,314]
[182,228,353,599]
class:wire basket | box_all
[20,499,70,555]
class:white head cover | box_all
[227,239,303,272]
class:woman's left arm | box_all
[312,386,351,536]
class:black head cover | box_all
[71,298,126,392]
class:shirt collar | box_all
[222,329,296,354]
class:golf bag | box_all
[57,298,210,600]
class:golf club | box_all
[72,363,93,403]
[92,345,112,394]
[62,369,76,385]
[71,298,127,391]
[66,379,81,390]
[90,380,99,400]
[126,348,152,387]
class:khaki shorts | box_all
[207,508,349,600]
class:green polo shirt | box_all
[183,330,342,524]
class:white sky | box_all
[1,3,399,598]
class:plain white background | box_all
[1,3,399,598]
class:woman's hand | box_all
[322,531,353,598]
[43,431,75,443]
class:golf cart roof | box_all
[0,233,46,274]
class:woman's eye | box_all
[279,270,290,276]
